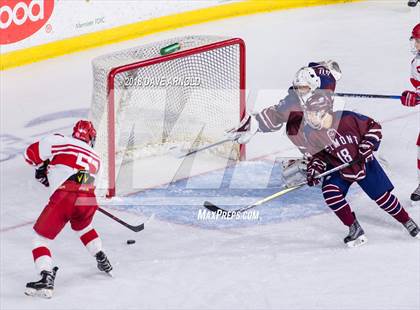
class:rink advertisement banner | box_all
[0,0,54,45]
[0,0,361,70]
[0,0,231,52]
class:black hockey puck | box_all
[126,239,136,245]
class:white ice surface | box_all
[1,1,420,309]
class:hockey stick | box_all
[97,207,145,232]
[336,92,400,100]
[203,160,356,215]
[169,137,237,158]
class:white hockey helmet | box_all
[293,67,321,102]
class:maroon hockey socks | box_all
[375,191,410,223]
[322,184,355,226]
[323,187,410,226]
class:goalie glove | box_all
[225,114,259,144]
[35,160,50,187]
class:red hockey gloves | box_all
[225,113,259,144]
[401,90,419,107]
[35,161,49,187]
[306,157,327,187]
[358,140,375,162]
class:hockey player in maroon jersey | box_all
[23,120,112,298]
[401,23,420,201]
[303,90,420,247]
[228,60,342,154]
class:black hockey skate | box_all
[408,0,419,7]
[403,218,420,239]
[96,251,113,275]
[25,266,58,299]
[344,213,368,248]
[410,184,420,202]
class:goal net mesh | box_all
[90,36,245,196]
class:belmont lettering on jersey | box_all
[325,129,359,152]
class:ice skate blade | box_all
[24,287,53,299]
[410,200,420,207]
[345,235,368,248]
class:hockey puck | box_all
[126,239,136,245]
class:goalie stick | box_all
[203,160,357,215]
[97,207,145,232]
[169,137,238,158]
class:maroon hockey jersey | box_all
[304,111,382,181]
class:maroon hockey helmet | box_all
[304,89,334,130]
[72,120,97,146]
[304,89,334,112]
[411,23,420,40]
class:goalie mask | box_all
[293,67,321,103]
[72,120,97,147]
[304,89,334,130]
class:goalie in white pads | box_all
[23,120,113,298]
[228,61,342,184]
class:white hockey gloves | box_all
[226,113,259,144]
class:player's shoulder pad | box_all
[303,123,315,139]
[40,133,65,143]
[275,88,299,110]
[338,110,370,121]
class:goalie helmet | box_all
[293,67,321,103]
[303,89,334,130]
[72,120,97,147]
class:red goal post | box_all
[91,36,246,197]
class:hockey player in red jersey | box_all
[23,120,112,298]
[401,23,420,201]
[303,90,420,247]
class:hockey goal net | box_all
[90,36,246,197]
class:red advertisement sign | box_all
[0,0,54,45]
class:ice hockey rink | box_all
[1,1,420,309]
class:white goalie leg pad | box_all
[75,224,102,256]
[345,235,368,248]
